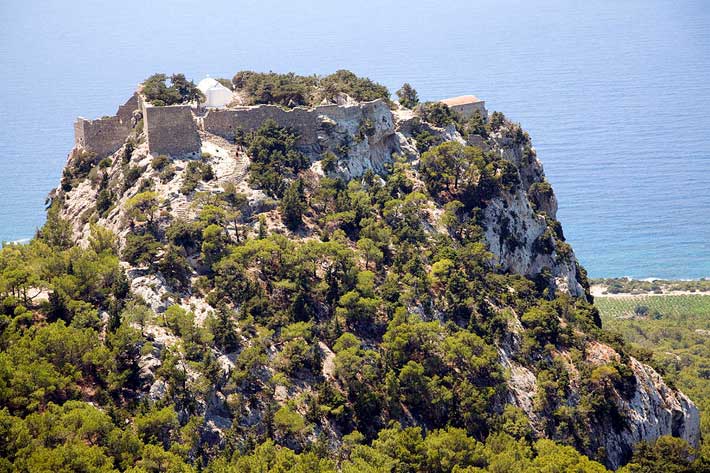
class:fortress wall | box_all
[117,93,140,124]
[230,106,323,144]
[74,115,130,158]
[73,94,141,158]
[144,105,201,156]
[203,106,322,148]
[203,99,389,150]
[202,109,237,139]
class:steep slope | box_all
[48,81,699,470]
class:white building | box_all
[197,77,233,108]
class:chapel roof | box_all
[439,95,484,106]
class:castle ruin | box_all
[73,94,139,158]
[73,86,484,160]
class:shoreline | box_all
[589,284,710,299]
[591,284,710,299]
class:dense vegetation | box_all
[141,74,204,106]
[5,173,704,472]
[231,69,391,107]
[2,73,707,471]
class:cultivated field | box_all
[595,294,710,320]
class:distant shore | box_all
[591,277,710,298]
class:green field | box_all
[596,294,710,437]
[595,294,710,320]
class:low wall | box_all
[144,105,201,156]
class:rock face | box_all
[392,110,586,298]
[503,336,701,469]
[480,129,585,298]
[53,92,700,469]
[481,185,585,298]
[607,358,700,467]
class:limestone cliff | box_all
[53,89,700,469]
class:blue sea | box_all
[0,0,708,279]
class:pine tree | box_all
[281,179,306,231]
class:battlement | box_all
[74,116,128,158]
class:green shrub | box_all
[281,179,306,231]
[122,165,144,191]
[180,161,214,194]
[122,233,160,266]
[232,70,317,107]
[418,102,457,128]
[396,83,419,108]
[95,189,113,217]
[231,69,390,107]
[151,154,169,171]
[319,70,390,103]
[246,119,308,198]
[142,73,204,106]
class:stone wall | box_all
[144,105,201,156]
[201,109,236,140]
[117,93,140,124]
[74,115,129,158]
[203,99,393,153]
[73,94,140,158]
[202,99,399,179]
[449,101,487,119]
[74,95,139,157]
[203,104,323,148]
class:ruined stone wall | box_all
[73,94,140,158]
[74,115,129,158]
[144,105,201,157]
[201,109,236,140]
[204,105,322,146]
[117,93,140,124]
[203,99,390,151]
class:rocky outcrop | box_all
[603,357,700,468]
[501,312,700,469]
[482,185,585,298]
[391,113,585,298]
[53,91,700,470]
[316,99,400,179]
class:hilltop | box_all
[0,71,702,472]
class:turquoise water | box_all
[1,0,708,279]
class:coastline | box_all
[591,284,710,299]
[591,277,710,298]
